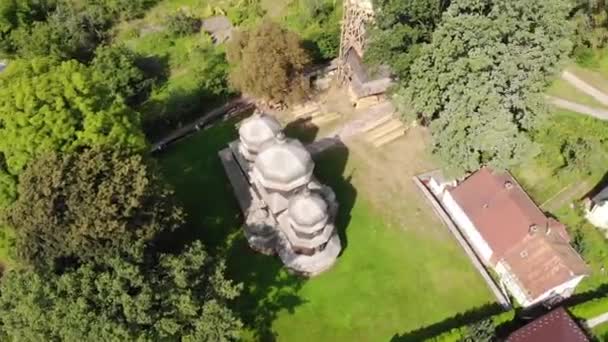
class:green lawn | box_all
[595,322,608,341]
[159,120,494,341]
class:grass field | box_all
[595,322,608,341]
[158,121,495,341]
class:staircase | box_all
[361,113,407,147]
[292,104,341,126]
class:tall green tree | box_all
[0,241,242,341]
[6,149,182,267]
[400,0,574,174]
[365,0,449,79]
[91,44,153,103]
[227,20,311,104]
[0,58,145,206]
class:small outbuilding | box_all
[506,307,589,342]
[585,185,608,232]
[201,16,233,44]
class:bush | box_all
[165,10,200,37]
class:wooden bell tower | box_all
[337,0,375,83]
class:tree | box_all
[91,44,153,104]
[6,149,183,267]
[165,10,200,37]
[461,319,495,342]
[365,0,449,79]
[400,0,574,174]
[227,20,311,104]
[6,3,111,61]
[0,241,242,341]
[0,58,146,195]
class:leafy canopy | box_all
[366,0,448,79]
[0,241,242,341]
[6,148,182,267]
[227,20,311,104]
[400,0,574,174]
[0,58,145,176]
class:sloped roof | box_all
[449,168,589,300]
[449,168,570,258]
[501,233,589,300]
[506,307,589,342]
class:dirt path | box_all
[546,96,608,120]
[562,70,608,106]
[540,181,590,212]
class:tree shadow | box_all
[284,117,320,144]
[389,303,506,342]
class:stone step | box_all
[360,112,394,133]
[366,119,404,142]
[373,127,406,147]
[311,112,341,126]
[293,104,322,119]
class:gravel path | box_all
[562,70,608,106]
[546,96,608,120]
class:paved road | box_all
[587,312,608,328]
[562,70,608,106]
[547,96,608,120]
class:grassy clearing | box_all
[158,120,494,341]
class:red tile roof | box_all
[506,307,589,342]
[449,168,570,259]
[449,168,589,301]
[501,233,589,300]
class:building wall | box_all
[587,204,608,229]
[529,275,586,306]
[442,192,494,263]
[496,261,586,307]
[496,261,530,306]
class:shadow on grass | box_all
[389,283,608,341]
[389,303,506,342]
[156,119,243,253]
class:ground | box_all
[157,113,494,341]
[595,322,608,341]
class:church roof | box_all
[239,113,282,153]
[288,190,329,232]
[253,135,314,191]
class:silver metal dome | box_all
[252,134,314,192]
[238,112,282,161]
[288,189,329,233]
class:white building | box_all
[586,186,608,232]
[429,168,589,307]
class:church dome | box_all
[288,189,329,233]
[252,134,314,192]
[239,113,282,160]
